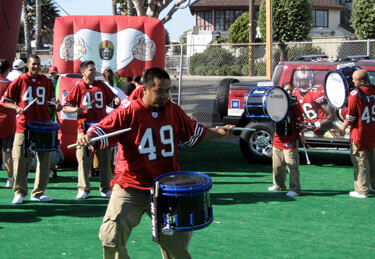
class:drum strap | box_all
[24,129,31,158]
[357,87,369,103]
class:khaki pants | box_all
[12,133,51,197]
[350,143,375,195]
[76,132,112,193]
[99,185,192,259]
[272,146,301,193]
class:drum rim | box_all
[27,120,61,131]
[154,171,212,194]
[263,86,290,123]
[324,70,349,109]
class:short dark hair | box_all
[143,67,170,89]
[282,82,293,89]
[80,60,95,73]
[27,54,40,63]
[124,82,136,96]
[132,75,141,83]
[0,59,11,74]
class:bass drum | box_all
[244,86,289,123]
[324,66,361,109]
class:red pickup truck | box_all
[216,55,375,163]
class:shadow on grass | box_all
[0,199,108,223]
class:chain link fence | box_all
[166,39,375,126]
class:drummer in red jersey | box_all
[77,67,234,259]
[1,54,62,204]
[340,69,375,198]
[292,66,336,136]
[0,59,16,188]
[63,61,120,200]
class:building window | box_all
[214,10,244,31]
[197,11,213,30]
[312,10,328,27]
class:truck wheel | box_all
[239,123,275,163]
[216,78,239,119]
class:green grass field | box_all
[1,140,374,258]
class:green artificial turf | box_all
[0,140,374,258]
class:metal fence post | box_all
[178,43,184,106]
[367,39,371,57]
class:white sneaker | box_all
[286,190,299,197]
[76,190,88,199]
[30,195,53,202]
[100,190,111,198]
[349,191,367,199]
[268,186,281,192]
[6,178,14,188]
[12,194,24,204]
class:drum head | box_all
[324,71,348,109]
[264,87,289,123]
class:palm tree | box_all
[35,0,42,49]
[112,0,117,15]
[22,0,32,54]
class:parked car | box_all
[216,55,375,163]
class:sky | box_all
[54,0,194,42]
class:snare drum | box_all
[324,66,361,108]
[151,171,213,239]
[244,86,289,123]
[27,121,61,152]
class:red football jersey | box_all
[346,86,375,150]
[87,98,208,190]
[273,101,304,150]
[1,73,55,133]
[0,77,16,138]
[294,87,327,124]
[64,79,117,132]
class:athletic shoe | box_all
[6,177,14,188]
[268,185,281,191]
[30,195,53,202]
[369,186,375,194]
[100,190,111,198]
[286,190,299,197]
[12,194,24,204]
[349,191,367,199]
[76,190,88,199]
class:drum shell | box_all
[244,86,289,123]
[27,121,61,152]
[154,171,213,232]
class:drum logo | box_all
[270,93,285,99]
[99,40,115,60]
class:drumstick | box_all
[215,126,255,132]
[67,127,131,149]
[303,144,311,165]
[16,97,37,117]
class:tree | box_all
[24,0,60,47]
[22,0,32,54]
[114,0,195,23]
[228,12,249,43]
[258,0,312,59]
[350,0,375,39]
[35,0,42,49]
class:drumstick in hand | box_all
[67,127,131,149]
[16,97,38,117]
[215,126,255,132]
[303,144,311,165]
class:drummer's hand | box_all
[338,129,346,137]
[76,107,86,115]
[16,106,24,115]
[55,102,63,112]
[77,133,94,146]
[218,125,235,137]
[114,97,121,106]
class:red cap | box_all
[49,65,58,74]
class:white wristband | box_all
[314,121,321,128]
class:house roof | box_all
[190,0,345,14]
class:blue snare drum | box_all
[244,86,289,123]
[27,121,60,152]
[152,171,213,237]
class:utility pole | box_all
[266,0,273,80]
[248,0,254,76]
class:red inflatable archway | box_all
[0,0,22,62]
[52,15,165,78]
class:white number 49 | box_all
[138,126,174,160]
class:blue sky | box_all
[54,0,194,42]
